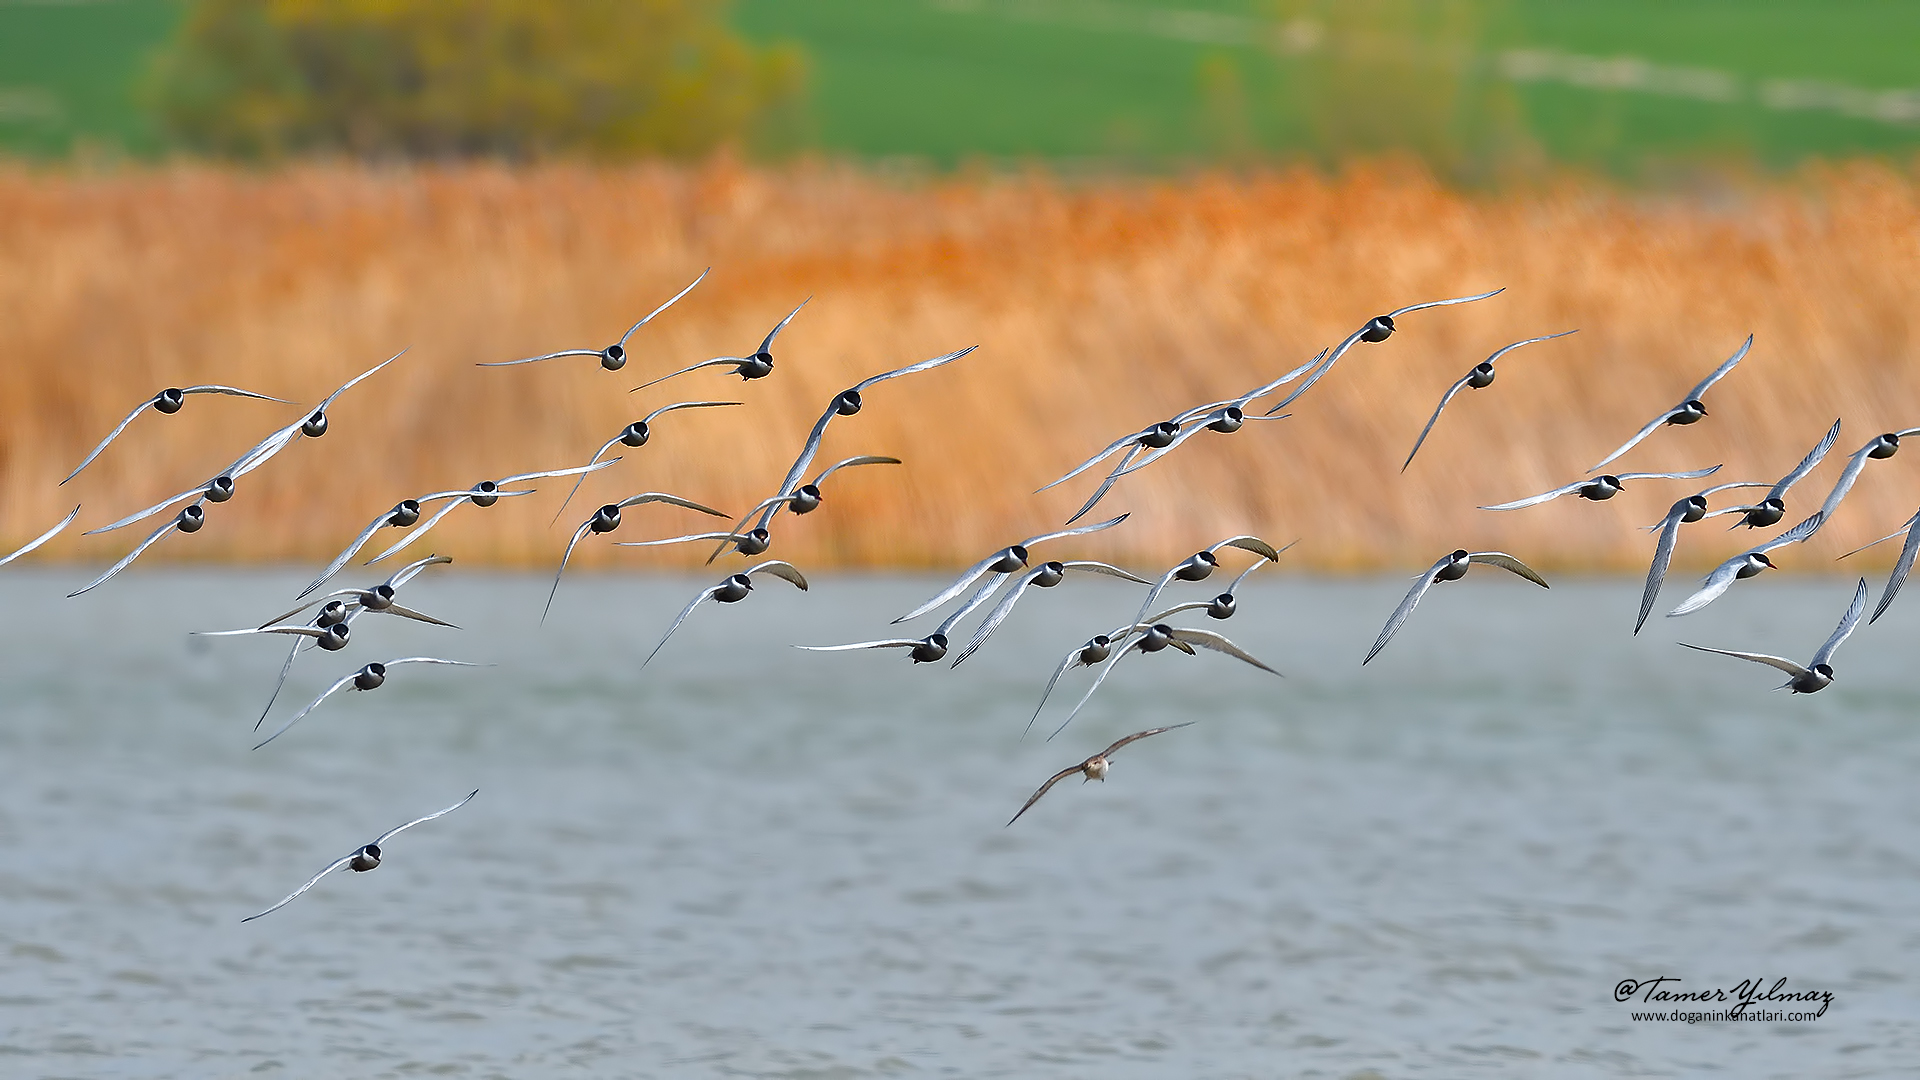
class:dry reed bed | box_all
[2,160,1919,580]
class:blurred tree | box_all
[146,0,805,160]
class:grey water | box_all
[2,569,1918,1078]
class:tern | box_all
[1005,724,1193,827]
[1365,550,1548,664]
[1679,578,1868,694]
[241,790,476,922]
[1402,331,1578,470]
[479,269,707,371]
[546,492,729,621]
[948,560,1152,667]
[1635,481,1773,633]
[0,506,79,568]
[1263,289,1506,416]
[1479,467,1721,511]
[253,657,482,750]
[1047,621,1280,739]
[1588,335,1750,472]
[360,461,625,567]
[63,384,292,485]
[625,455,902,565]
[632,298,808,390]
[1806,428,1920,537]
[1124,535,1286,635]
[640,561,809,670]
[894,515,1130,625]
[795,568,1014,664]
[69,501,209,597]
[1709,418,1841,529]
[752,346,975,533]
[1666,512,1823,617]
[1837,508,1920,624]
[548,401,744,524]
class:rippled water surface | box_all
[3,570,1919,1078]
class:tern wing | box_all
[1006,764,1086,827]
[542,521,594,624]
[949,569,1041,667]
[1677,643,1808,678]
[757,298,810,355]
[1588,409,1679,473]
[640,586,722,670]
[182,384,292,403]
[894,554,1009,624]
[639,399,744,426]
[1684,334,1751,401]
[1869,513,1920,624]
[68,512,187,597]
[1037,430,1147,493]
[302,509,408,598]
[811,454,903,486]
[1387,288,1506,318]
[630,357,746,392]
[1062,445,1143,526]
[1811,578,1870,667]
[1478,481,1589,511]
[1484,329,1578,365]
[253,634,305,731]
[1059,560,1153,585]
[1166,629,1280,674]
[1265,328,1365,414]
[385,553,452,590]
[1024,648,1088,739]
[317,349,404,411]
[747,560,808,590]
[61,397,158,484]
[550,435,627,524]
[615,492,728,517]
[1755,512,1825,555]
[1614,467,1722,482]
[1020,514,1131,549]
[795,639,922,652]
[617,268,708,345]
[1666,557,1744,617]
[1817,443,1876,528]
[0,505,80,567]
[241,854,357,922]
[1466,552,1550,587]
[383,603,459,629]
[1403,374,1474,472]
[375,789,480,846]
[365,498,470,565]
[477,348,602,368]
[851,345,977,394]
[1364,557,1450,665]
[497,459,621,487]
[1637,510,1685,635]
[253,670,359,750]
[1769,418,1842,501]
[85,482,204,535]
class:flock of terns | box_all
[4,269,1914,917]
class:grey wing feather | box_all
[86,482,205,534]
[374,788,479,846]
[1051,629,1149,739]
[795,639,922,652]
[1614,466,1721,482]
[365,498,469,564]
[1038,431,1146,492]
[618,268,708,345]
[758,298,810,355]
[894,555,1008,624]
[1818,444,1876,526]
[0,505,80,567]
[182,384,292,402]
[1769,418,1841,500]
[629,357,741,391]
[1684,334,1751,401]
[383,602,458,629]
[1265,328,1365,414]
[640,587,720,670]
[1215,535,1283,561]
[1165,629,1280,674]
[1637,511,1683,634]
[303,511,405,598]
[68,513,185,597]
[640,399,743,426]
[1756,512,1825,554]
[615,532,744,549]
[1466,552,1549,587]
[811,455,902,486]
[62,398,161,484]
[1811,579,1869,666]
[242,854,356,922]
[934,574,1008,637]
[1363,560,1447,664]
[1024,648,1087,739]
[318,349,404,410]
[1059,560,1153,585]
[550,435,628,524]
[615,492,728,517]
[477,348,601,367]
[1403,374,1473,471]
[1020,514,1130,549]
[1869,515,1920,623]
[1482,329,1578,364]
[385,553,452,590]
[746,560,808,590]
[1588,410,1677,473]
[1677,642,1808,677]
[1478,480,1588,511]
[1667,559,1743,617]
[253,635,304,731]
[949,570,1040,667]
[498,459,621,487]
[851,345,977,393]
[542,521,594,624]
[253,670,359,750]
[1387,288,1505,317]
[767,406,838,513]
[1062,448,1141,525]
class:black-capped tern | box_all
[1588,335,1749,472]
[1666,512,1823,617]
[1710,418,1841,529]
[241,790,476,922]
[1263,289,1506,416]
[632,298,808,390]
[1365,550,1548,664]
[1125,535,1286,634]
[68,501,209,597]
[949,560,1151,667]
[253,657,482,750]
[546,492,729,621]
[668,455,901,565]
[1479,466,1721,511]
[795,570,1011,665]
[549,401,743,523]
[1679,578,1868,694]
[1636,481,1773,634]
[479,269,707,371]
[1807,428,1920,537]
[640,561,808,670]
[1402,331,1577,470]
[894,515,1129,625]
[1049,622,1279,739]
[362,461,625,567]
[1006,724,1194,827]
[63,385,292,485]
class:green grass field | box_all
[2,0,1917,176]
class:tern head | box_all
[155,387,187,414]
[1172,551,1219,582]
[910,634,949,664]
[1675,399,1709,422]
[1735,553,1777,580]
[469,480,501,508]
[1583,476,1623,501]
[1870,432,1902,459]
[1743,498,1785,527]
[351,844,382,871]
[176,504,206,533]
[1141,421,1181,449]
[315,600,349,628]
[316,623,351,651]
[619,420,651,447]
[1679,495,1709,523]
[790,485,823,514]
[735,528,772,556]
[1466,362,1496,389]
[600,344,627,371]
[738,352,774,379]
[1137,623,1177,652]
[362,583,396,610]
[716,574,754,603]
[1207,592,1237,619]
[205,475,236,503]
[1206,407,1245,434]
[1032,561,1067,588]
[1361,314,1396,342]
[388,500,422,528]
[1079,635,1113,665]
[353,662,386,690]
[301,409,329,438]
[1436,549,1472,581]
[989,545,1029,574]
[832,388,863,416]
[589,504,622,534]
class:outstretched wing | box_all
[1868,512,1920,624]
[253,670,360,750]
[1020,514,1131,550]
[0,505,80,567]
[1038,429,1152,493]
[1403,374,1473,472]
[1636,509,1685,635]
[639,585,722,669]
[1165,629,1280,674]
[949,568,1043,667]
[62,396,161,485]
[241,854,356,922]
[1478,480,1589,511]
[1810,578,1870,667]
[302,507,411,598]
[1666,557,1744,617]
[68,511,188,597]
[1006,764,1086,827]
[757,297,810,355]
[1769,418,1842,501]
[1684,334,1752,402]
[1099,722,1197,760]
[617,268,708,346]
[794,639,923,652]
[1466,552,1550,588]
[746,560,809,590]
[1387,288,1505,319]
[1363,558,1449,665]
[1588,409,1679,473]
[374,789,479,846]
[1614,466,1722,483]
[1677,642,1808,678]
[1754,512,1825,555]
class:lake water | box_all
[2,569,1918,1078]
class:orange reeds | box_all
[2,159,1918,575]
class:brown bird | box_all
[1006,723,1193,827]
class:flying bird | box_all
[1365,550,1548,664]
[549,401,743,524]
[948,560,1152,667]
[362,461,624,566]
[795,568,1015,665]
[1635,481,1773,634]
[546,492,729,621]
[69,502,209,598]
[1679,578,1868,694]
[1402,331,1578,470]
[1666,512,1823,617]
[479,268,707,371]
[1837,508,1920,624]
[1478,467,1721,511]
[1263,289,1506,416]
[1006,724,1194,827]
[0,506,80,569]
[640,561,809,670]
[1588,335,1751,472]
[1711,418,1841,529]
[254,657,482,750]
[752,346,976,533]
[1124,535,1286,635]
[1049,621,1280,739]
[632,298,808,391]
[63,385,292,485]
[894,515,1130,625]
[1806,428,1920,537]
[242,790,477,922]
